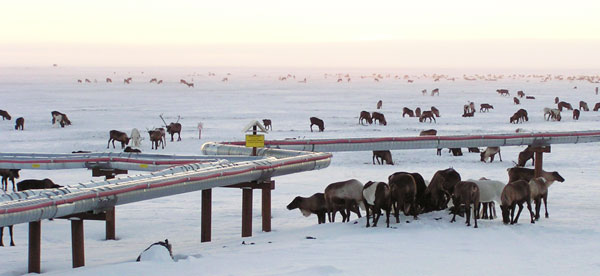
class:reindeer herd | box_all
[288,163,565,229]
[107,115,182,152]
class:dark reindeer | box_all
[262,119,272,130]
[371,112,387,125]
[579,101,589,111]
[500,180,535,225]
[513,97,520,105]
[376,100,383,109]
[517,91,525,98]
[372,150,393,165]
[402,107,415,117]
[388,173,418,222]
[107,130,131,149]
[430,106,440,117]
[517,146,535,167]
[14,117,24,130]
[594,102,600,111]
[415,107,422,117]
[362,181,391,227]
[310,117,325,132]
[573,109,580,120]
[557,101,573,111]
[359,111,372,125]
[0,110,11,120]
[51,111,71,127]
[449,181,480,228]
[496,89,510,96]
[148,128,166,149]
[287,193,327,224]
[0,169,20,192]
[160,114,182,142]
[419,111,436,123]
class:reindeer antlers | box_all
[159,114,168,127]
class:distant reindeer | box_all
[124,77,132,84]
[431,88,439,96]
[430,106,440,117]
[359,111,373,125]
[106,78,112,83]
[421,89,427,96]
[573,109,580,120]
[517,91,525,98]
[557,101,573,111]
[594,102,600,111]
[0,110,11,120]
[513,97,520,105]
[376,100,383,109]
[480,103,494,112]
[130,128,142,147]
[186,82,194,87]
[157,80,163,84]
[14,117,24,130]
[107,130,131,149]
[310,117,325,132]
[148,128,166,149]
[150,78,157,83]
[579,101,589,111]
[262,119,272,130]
[402,107,415,117]
[371,112,387,125]
[51,111,71,127]
[554,97,559,104]
[372,150,393,165]
[222,77,228,82]
[415,107,422,117]
[160,114,182,142]
[419,111,436,123]
[85,78,91,83]
[496,89,510,96]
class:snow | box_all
[1,67,600,275]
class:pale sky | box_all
[2,0,600,68]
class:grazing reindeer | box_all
[77,79,82,83]
[51,111,71,127]
[186,82,194,87]
[415,107,422,117]
[262,119,272,130]
[372,150,393,165]
[422,168,462,212]
[376,100,383,109]
[517,91,525,98]
[14,117,24,130]
[579,101,589,111]
[85,78,91,83]
[431,88,439,96]
[496,89,510,96]
[287,193,328,224]
[526,96,535,99]
[310,117,325,132]
[421,89,427,96]
[507,167,565,219]
[430,106,440,117]
[509,109,528,124]
[500,180,535,225]
[124,146,141,153]
[148,128,166,149]
[150,78,157,83]
[362,181,392,227]
[106,78,112,83]
[573,109,580,120]
[157,80,163,84]
[388,173,418,222]
[324,179,365,222]
[124,77,132,84]
[594,102,600,111]
[513,97,520,105]
[359,111,373,125]
[419,111,436,123]
[107,130,131,149]
[449,181,480,228]
[480,147,502,162]
[371,112,387,125]
[402,107,415,117]
[517,146,535,167]
[0,110,11,120]
[160,114,182,142]
[480,103,494,112]
[557,101,573,111]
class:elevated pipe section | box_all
[222,130,600,152]
[0,152,264,171]
[0,146,331,227]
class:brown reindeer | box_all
[419,129,437,136]
[579,101,589,111]
[500,180,535,224]
[106,78,112,83]
[372,150,393,165]
[479,103,494,112]
[509,109,528,124]
[124,77,132,84]
[517,146,535,167]
[0,110,11,120]
[594,102,600,111]
[496,89,510,96]
[525,96,535,99]
[371,112,387,125]
[359,111,372,125]
[517,91,525,98]
[402,107,415,117]
[148,128,166,149]
[388,173,418,222]
[287,193,327,224]
[422,168,462,212]
[77,79,82,83]
[85,78,91,83]
[419,111,436,123]
[14,117,24,130]
[310,117,325,132]
[513,97,520,105]
[157,80,163,84]
[186,82,194,87]
[557,101,573,111]
[431,88,439,96]
[107,130,131,149]
[150,78,157,83]
[554,97,559,104]
[0,169,20,192]
[262,119,272,130]
[51,111,71,127]
[573,109,580,120]
[376,100,383,109]
[160,114,182,142]
[449,181,480,228]
[430,106,440,117]
[421,89,427,96]
[324,179,364,222]
[415,107,422,117]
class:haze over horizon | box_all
[2,0,599,69]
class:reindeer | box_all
[51,111,71,127]
[431,88,439,96]
[430,106,440,117]
[579,101,589,111]
[0,110,11,120]
[594,102,600,111]
[106,78,112,83]
[513,97,520,105]
[421,89,427,96]
[376,100,383,109]
[14,117,24,130]
[130,128,142,147]
[147,128,166,149]
[554,97,559,104]
[496,89,510,96]
[371,112,387,125]
[573,109,580,120]
[419,111,436,123]
[150,78,158,83]
[160,114,182,142]
[480,103,494,112]
[107,130,131,149]
[262,119,272,130]
[517,91,525,98]
[372,150,393,165]
[415,107,422,117]
[359,111,373,125]
[402,107,415,117]
[557,101,573,111]
[310,117,325,132]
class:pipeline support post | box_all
[28,221,41,274]
[201,189,212,242]
[70,219,85,268]
[105,207,116,240]
[262,180,275,232]
[533,146,551,177]
[242,187,253,237]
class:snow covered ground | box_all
[1,67,600,275]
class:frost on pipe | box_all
[0,144,331,227]
[221,130,600,152]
